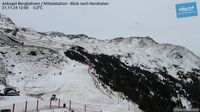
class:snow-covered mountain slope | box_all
[5,26,199,77]
[0,13,141,112]
[0,13,200,112]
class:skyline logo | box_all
[176,2,198,18]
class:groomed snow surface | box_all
[39,108,69,112]
[0,57,142,112]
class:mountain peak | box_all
[46,31,68,37]
[46,31,94,39]
[109,36,158,47]
[0,13,15,26]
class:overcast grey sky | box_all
[1,0,200,56]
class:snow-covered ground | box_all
[0,13,142,111]
[0,55,141,112]
[38,108,69,112]
[1,13,200,111]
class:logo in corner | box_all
[176,2,198,18]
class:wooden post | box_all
[50,99,52,108]
[25,101,28,112]
[69,100,71,110]
[36,100,39,111]
[12,103,15,112]
[84,104,86,112]
[58,99,60,107]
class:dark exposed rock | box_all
[28,51,37,56]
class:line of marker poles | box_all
[11,99,103,112]
[12,100,39,112]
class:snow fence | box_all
[0,99,102,112]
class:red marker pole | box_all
[12,103,15,112]
[58,99,60,107]
[50,99,52,109]
[25,101,28,112]
[69,100,71,110]
[84,104,86,112]
[36,100,39,111]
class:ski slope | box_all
[0,56,141,112]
